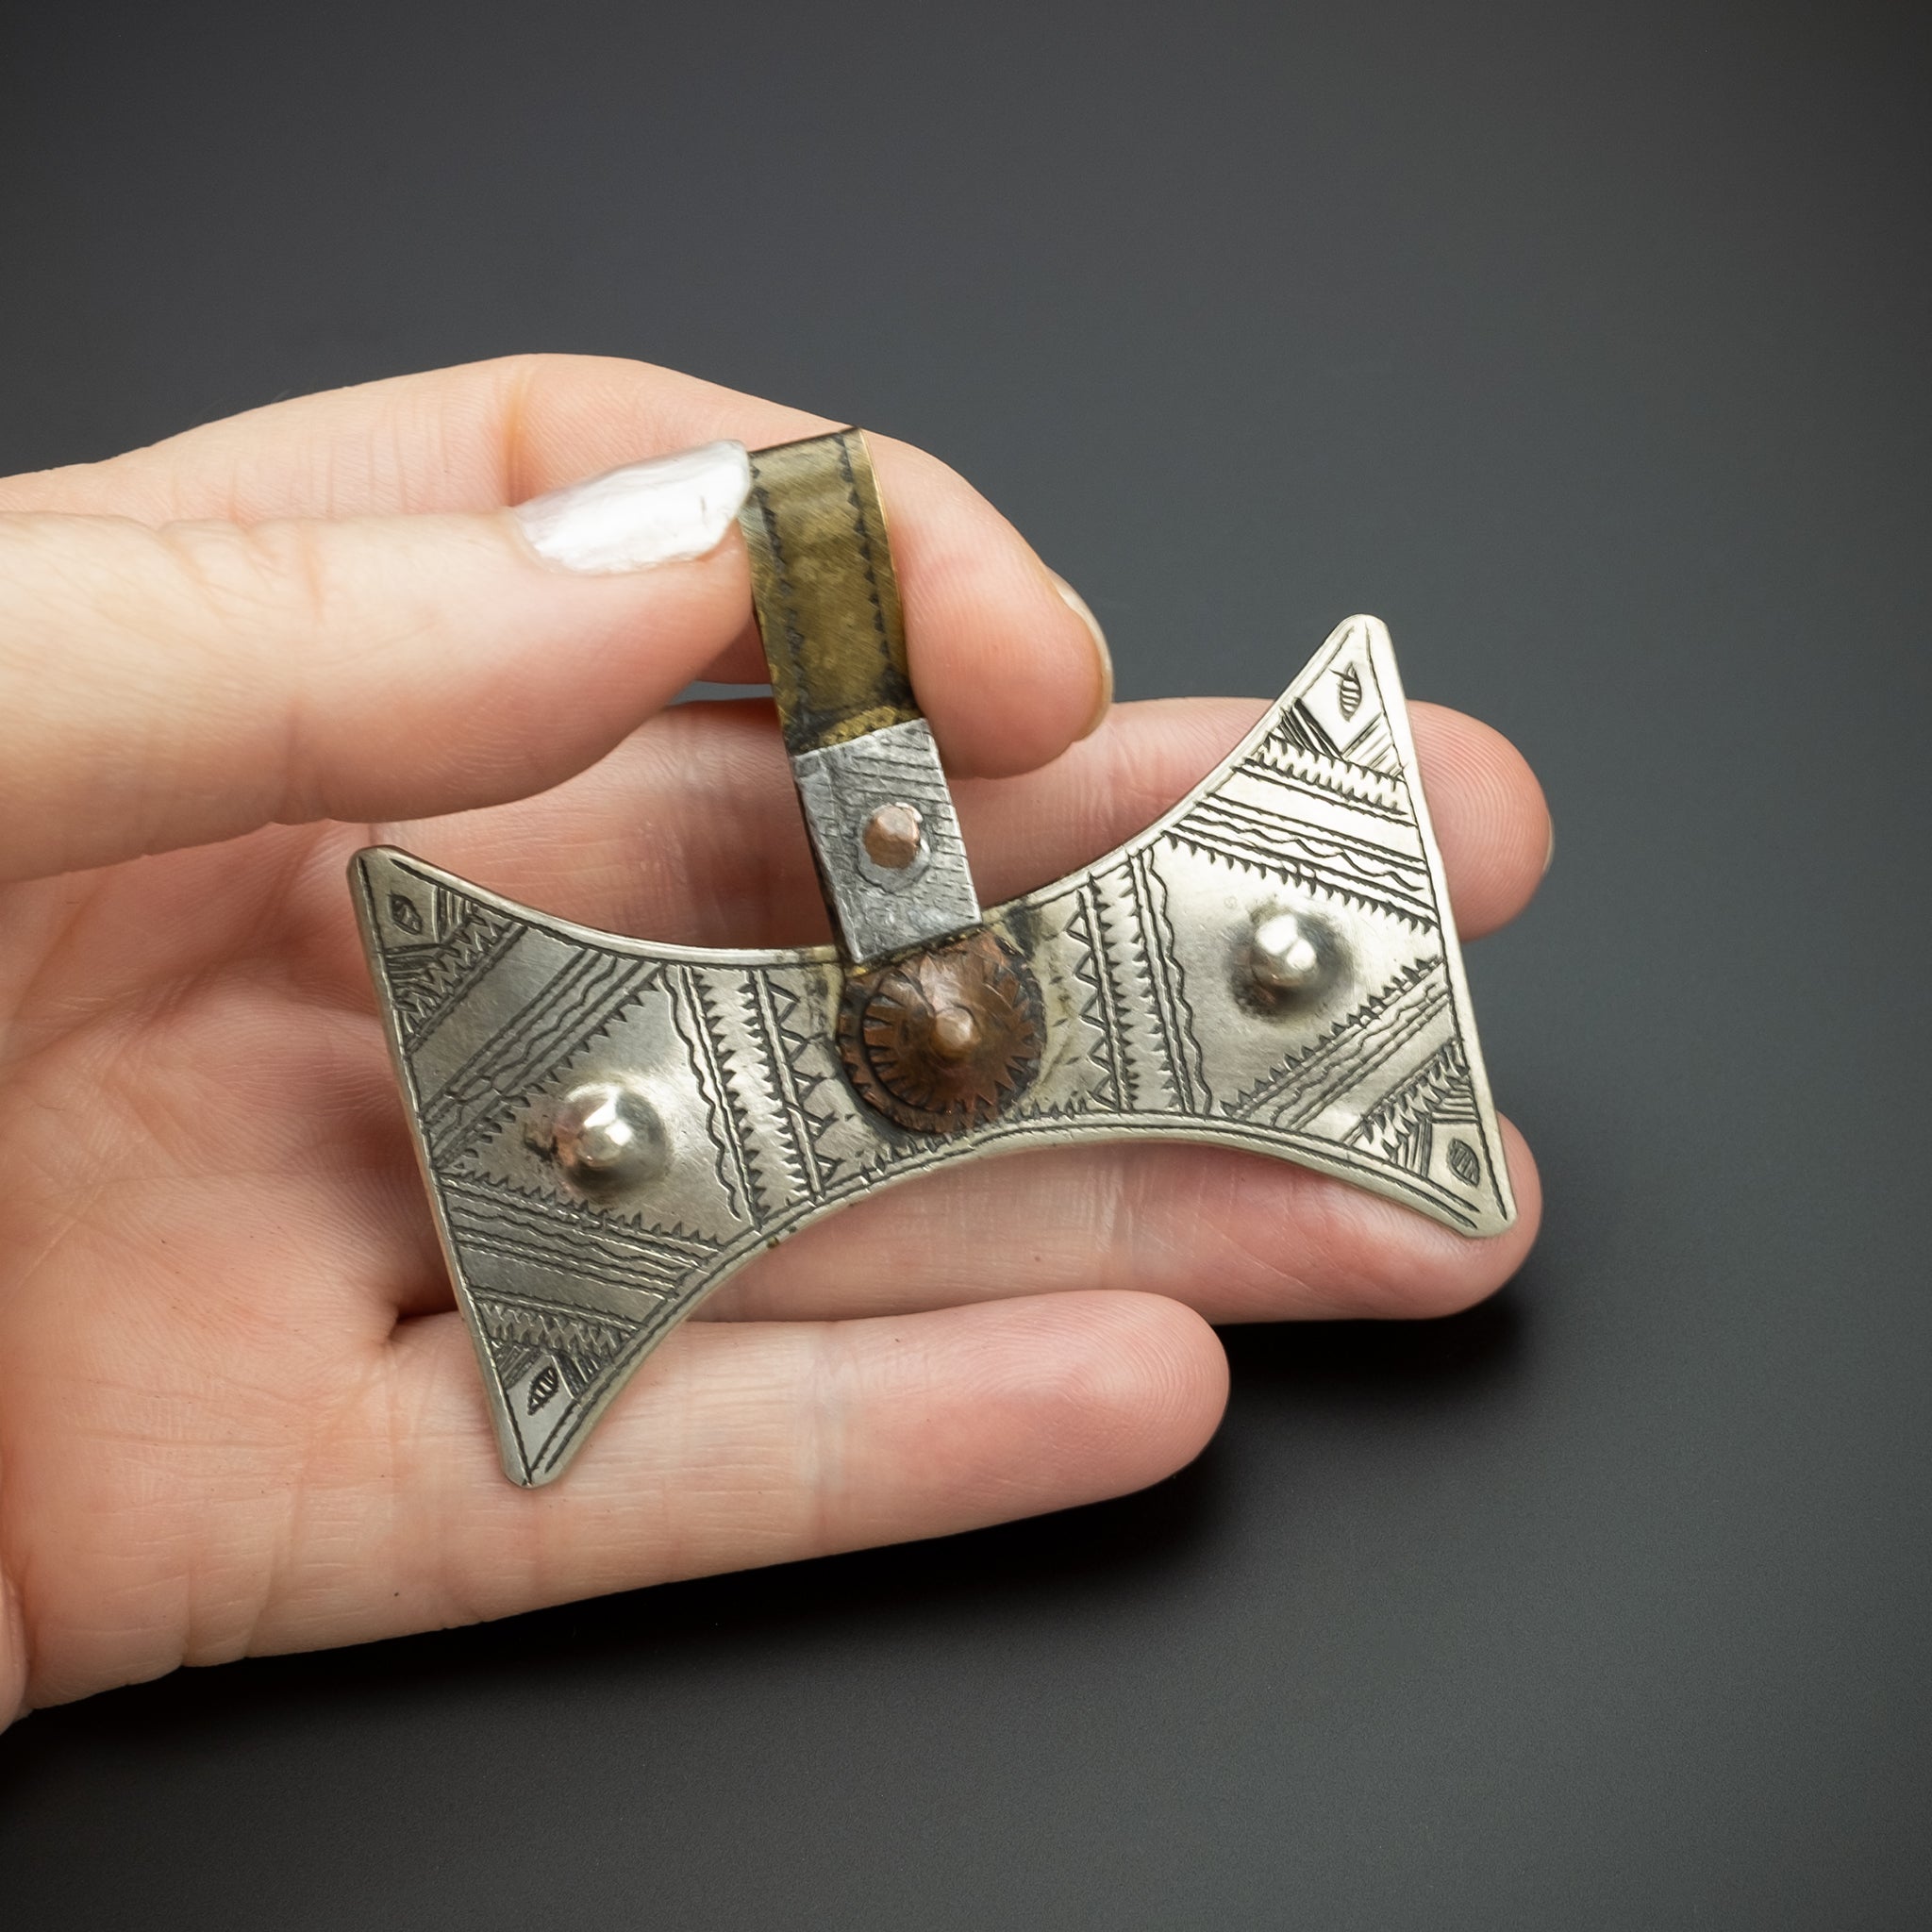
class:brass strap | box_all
[740,429,920,756]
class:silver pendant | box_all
[354,436,1512,1485]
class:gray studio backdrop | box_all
[1,3,1926,1927]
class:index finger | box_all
[0,355,1111,778]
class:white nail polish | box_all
[514,440,752,573]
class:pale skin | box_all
[0,356,1549,1728]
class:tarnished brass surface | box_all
[741,430,918,755]
[837,928,1044,1135]
[740,427,981,966]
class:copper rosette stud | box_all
[837,928,1044,1135]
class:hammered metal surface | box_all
[354,616,1514,1485]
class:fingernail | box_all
[513,440,752,573]
[1543,820,1556,876]
[1049,570,1113,737]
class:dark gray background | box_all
[1,2,1927,1925]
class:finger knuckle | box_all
[161,516,336,642]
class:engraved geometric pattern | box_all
[354,617,1514,1486]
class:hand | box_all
[0,357,1548,1724]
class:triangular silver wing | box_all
[354,616,1513,1485]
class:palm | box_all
[0,357,1547,1722]
[0,822,411,1677]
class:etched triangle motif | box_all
[354,616,1513,1486]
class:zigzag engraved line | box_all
[519,1286,737,1480]
[668,964,753,1224]
[1229,957,1444,1125]
[746,970,826,1200]
[441,1175,717,1268]
[420,945,610,1119]
[471,1295,637,1376]
[1275,700,1401,780]
[1067,884,1127,1111]
[387,907,522,1043]
[1093,866,1162,1113]
[472,1303,636,1358]
[769,980,844,1155]
[1355,646,1443,876]
[1272,979,1449,1132]
[454,1231,676,1299]
[420,949,651,1160]
[508,1056,1510,1479]
[700,973,790,1221]
[411,917,522,1039]
[724,1109,1494,1240]
[1241,741,1407,818]
[1130,849,1205,1115]
[446,1185,693,1293]
[1195,804,1430,896]
[1183,797,1433,904]
[1231,761,1409,827]
[1166,828,1436,935]
[1346,1039,1471,1157]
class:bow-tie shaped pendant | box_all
[353,431,1515,1486]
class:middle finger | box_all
[372,693,1549,958]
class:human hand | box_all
[0,357,1548,1724]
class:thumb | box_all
[0,441,755,883]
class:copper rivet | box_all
[837,927,1044,1136]
[930,1007,980,1060]
[861,802,924,870]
